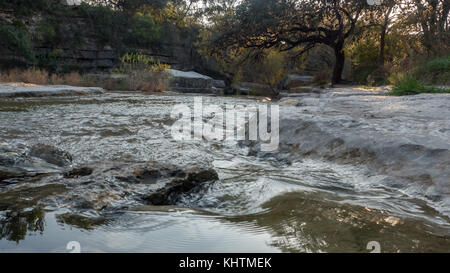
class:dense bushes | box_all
[387,56,450,95]
[412,57,450,85]
[0,0,50,15]
[0,25,35,62]
[36,49,68,73]
[78,3,128,46]
[113,52,170,92]
[347,38,380,84]
[386,56,450,95]
[36,18,63,46]
[249,51,287,96]
[78,4,161,48]
[0,1,167,72]
[128,13,161,46]
[388,74,449,96]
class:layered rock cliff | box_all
[0,4,203,72]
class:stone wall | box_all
[0,6,202,72]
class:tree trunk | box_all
[379,6,393,68]
[379,22,387,67]
[332,45,345,85]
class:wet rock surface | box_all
[54,161,219,210]
[144,168,219,205]
[0,142,70,182]
[0,141,219,212]
[29,143,72,167]
[166,69,216,94]
[0,142,219,212]
[63,167,93,178]
[250,87,450,215]
[1,92,448,252]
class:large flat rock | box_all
[166,69,212,80]
[166,69,215,93]
[0,82,104,98]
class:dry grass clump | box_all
[0,65,170,92]
[114,52,170,92]
[49,72,82,86]
[0,68,49,84]
[133,72,168,92]
[1,68,87,87]
[22,68,49,84]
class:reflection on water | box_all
[56,213,109,230]
[0,93,449,252]
[0,208,45,243]
[247,192,449,252]
[1,202,448,252]
[1,209,280,253]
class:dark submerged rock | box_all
[144,167,219,206]
[45,160,221,211]
[63,167,93,178]
[145,192,166,205]
[0,142,220,211]
[29,143,72,167]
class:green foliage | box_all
[128,13,161,46]
[0,0,50,15]
[388,74,450,96]
[413,56,450,85]
[118,52,168,71]
[36,49,68,73]
[422,57,450,71]
[37,19,62,46]
[250,50,287,96]
[11,19,26,29]
[348,38,379,68]
[91,0,168,13]
[347,38,380,84]
[114,52,170,91]
[78,4,162,47]
[79,3,126,45]
[0,25,34,62]
[388,56,450,96]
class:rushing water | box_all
[0,92,449,252]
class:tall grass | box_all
[0,68,48,84]
[49,72,83,86]
[0,64,170,92]
[388,74,450,96]
[388,56,450,95]
[0,68,89,86]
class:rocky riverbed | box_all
[0,89,449,252]
[0,142,219,211]
[250,87,450,217]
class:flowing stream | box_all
[0,92,449,252]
